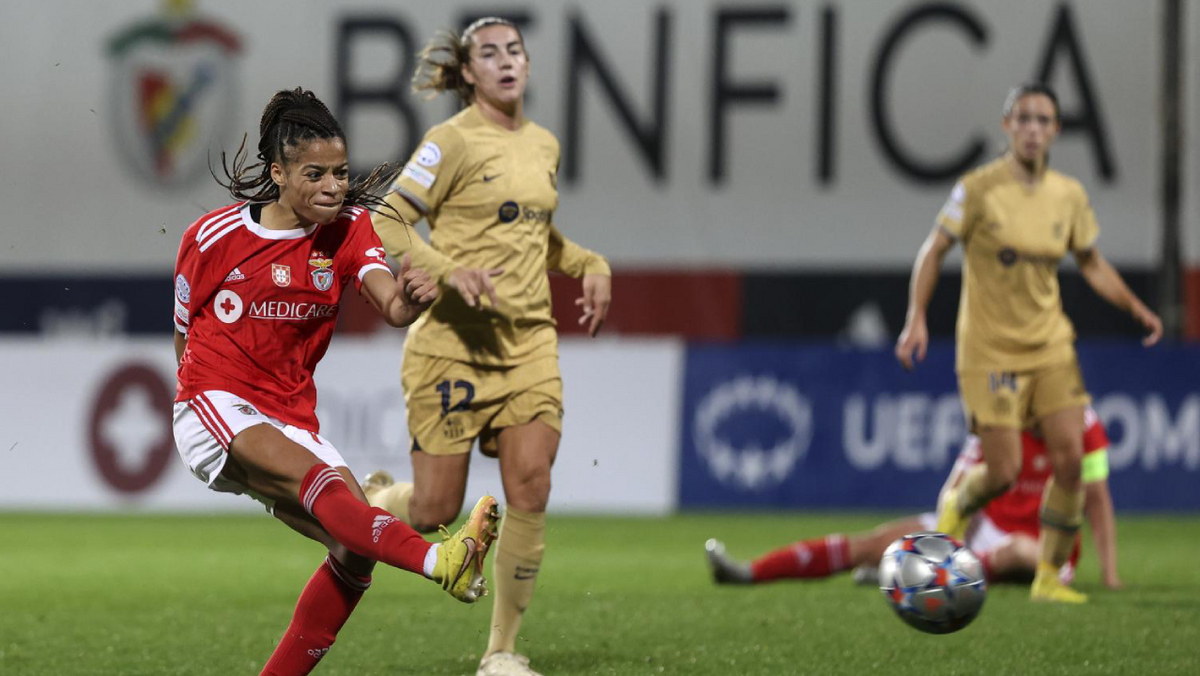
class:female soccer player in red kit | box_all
[707,408,1121,590]
[171,87,499,676]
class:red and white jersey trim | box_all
[340,206,366,220]
[187,393,235,450]
[196,206,244,253]
[195,203,325,253]
[357,263,391,282]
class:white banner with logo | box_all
[0,337,682,513]
[0,0,1170,272]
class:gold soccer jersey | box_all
[373,105,609,366]
[936,158,1099,373]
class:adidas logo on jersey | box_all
[371,514,396,543]
[223,267,245,282]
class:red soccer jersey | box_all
[173,202,390,432]
[956,407,1110,539]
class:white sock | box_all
[423,543,439,578]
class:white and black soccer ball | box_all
[878,532,986,634]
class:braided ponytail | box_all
[213,87,404,220]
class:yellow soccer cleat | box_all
[934,490,970,542]
[433,495,500,603]
[360,470,394,505]
[1031,564,1088,604]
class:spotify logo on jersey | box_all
[498,201,520,223]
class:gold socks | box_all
[485,506,546,655]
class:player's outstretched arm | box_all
[896,226,955,370]
[1075,248,1162,346]
[1084,478,1122,590]
[548,224,612,336]
[575,274,612,337]
[371,201,501,310]
[361,254,438,328]
[373,194,458,282]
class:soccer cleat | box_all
[934,490,970,542]
[432,495,500,603]
[360,470,394,503]
[477,651,544,676]
[1031,563,1088,604]
[705,539,753,585]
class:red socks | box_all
[751,535,851,582]
[260,556,370,676]
[299,464,431,575]
[258,465,437,675]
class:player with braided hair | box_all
[360,18,611,676]
[173,87,499,676]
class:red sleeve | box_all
[341,208,391,291]
[174,210,237,334]
[173,224,201,334]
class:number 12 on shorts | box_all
[436,379,475,416]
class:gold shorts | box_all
[401,353,563,456]
[958,359,1091,431]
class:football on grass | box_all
[878,532,986,634]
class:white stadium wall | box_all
[0,337,683,513]
[0,0,1168,273]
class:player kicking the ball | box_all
[706,408,1120,591]
[172,87,498,676]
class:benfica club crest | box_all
[106,0,241,189]
[309,258,335,291]
[271,264,292,287]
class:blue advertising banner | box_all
[678,342,1200,511]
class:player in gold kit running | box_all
[362,18,611,676]
[895,83,1160,603]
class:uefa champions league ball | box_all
[878,532,986,634]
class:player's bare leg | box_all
[222,427,492,675]
[225,425,496,601]
[978,534,1039,583]
[937,427,1021,540]
[1032,406,1088,603]
[478,418,558,676]
[366,451,472,533]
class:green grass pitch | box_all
[3,512,1198,675]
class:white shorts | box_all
[173,390,348,511]
[918,511,1012,557]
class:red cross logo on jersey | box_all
[271,263,292,287]
[214,290,243,324]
